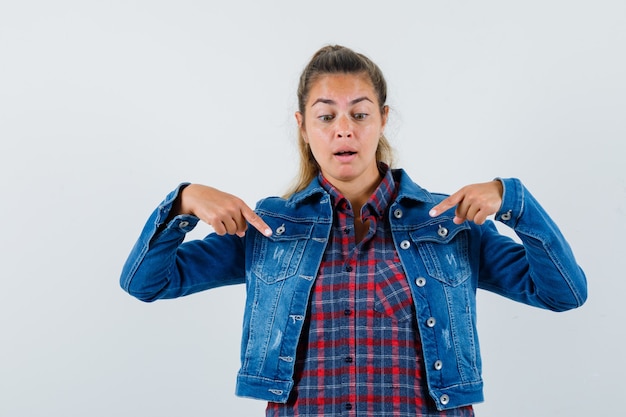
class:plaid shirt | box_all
[266,168,474,417]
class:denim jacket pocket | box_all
[251,218,313,284]
[411,220,471,287]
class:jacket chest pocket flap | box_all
[410,220,471,287]
[252,219,313,284]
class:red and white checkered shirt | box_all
[266,168,474,416]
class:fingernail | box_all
[264,228,273,236]
[429,209,437,217]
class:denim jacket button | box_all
[400,240,411,249]
[500,210,512,221]
[393,208,403,219]
[440,394,450,405]
[434,360,443,370]
[416,277,426,287]
[426,317,436,327]
[179,221,189,228]
[437,225,449,238]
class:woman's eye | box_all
[353,113,368,120]
[318,114,334,122]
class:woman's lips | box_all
[334,150,357,162]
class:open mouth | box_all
[334,151,356,156]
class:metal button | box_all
[437,225,448,238]
[434,360,443,370]
[440,394,450,405]
[179,221,189,228]
[426,317,436,327]
[393,208,403,219]
[416,277,426,287]
[400,240,411,249]
[501,210,512,221]
[275,224,286,235]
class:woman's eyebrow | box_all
[311,96,374,106]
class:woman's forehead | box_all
[307,73,377,105]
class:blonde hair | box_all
[284,45,395,197]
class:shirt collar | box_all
[317,164,398,219]
[286,167,433,208]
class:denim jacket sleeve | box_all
[478,178,587,311]
[120,184,246,302]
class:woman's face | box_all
[296,73,388,194]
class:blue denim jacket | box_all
[120,169,587,410]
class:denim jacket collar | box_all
[287,168,434,208]
[391,169,434,205]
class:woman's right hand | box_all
[175,184,272,237]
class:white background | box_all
[1,1,624,416]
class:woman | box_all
[121,45,587,416]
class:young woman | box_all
[121,45,587,416]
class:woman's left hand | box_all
[429,180,503,225]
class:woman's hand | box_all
[429,180,503,225]
[174,184,272,237]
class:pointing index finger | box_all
[242,206,273,237]
[429,193,461,218]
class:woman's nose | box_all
[335,115,353,138]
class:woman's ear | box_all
[295,111,307,142]
[381,105,389,130]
